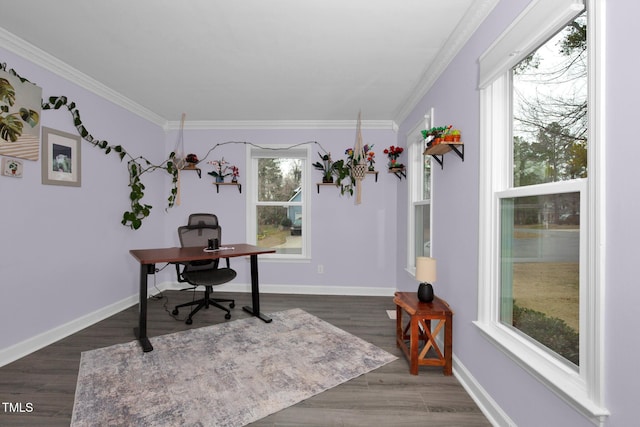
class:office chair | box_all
[172,213,237,324]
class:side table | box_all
[394,291,453,375]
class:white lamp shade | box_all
[416,257,437,283]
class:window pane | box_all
[500,192,580,365]
[512,13,587,187]
[422,156,431,200]
[414,203,431,257]
[257,158,302,202]
[256,205,302,255]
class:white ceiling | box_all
[0,1,496,127]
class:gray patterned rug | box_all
[71,308,396,426]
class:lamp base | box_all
[417,282,434,303]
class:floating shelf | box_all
[316,182,339,193]
[180,163,202,178]
[424,142,464,169]
[316,171,379,193]
[213,182,242,193]
[388,167,406,180]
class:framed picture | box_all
[0,67,42,161]
[1,157,24,178]
[41,127,81,187]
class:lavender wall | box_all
[396,0,639,425]
[0,45,399,356]
[603,1,640,426]
[0,48,168,351]
[160,127,399,291]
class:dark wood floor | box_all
[0,291,491,426]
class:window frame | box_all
[406,110,433,273]
[245,144,311,261]
[475,0,608,422]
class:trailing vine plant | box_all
[41,96,179,229]
[3,61,180,229]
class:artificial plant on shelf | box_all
[422,125,453,146]
[366,149,376,171]
[207,158,232,182]
[331,158,352,196]
[312,152,336,183]
[383,145,404,170]
[230,165,239,182]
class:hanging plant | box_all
[41,95,179,230]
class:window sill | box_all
[248,255,311,263]
[473,321,609,425]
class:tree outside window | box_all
[501,12,587,366]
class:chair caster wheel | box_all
[172,308,179,315]
[186,318,193,325]
[230,302,236,309]
[225,313,231,320]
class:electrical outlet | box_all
[317,264,324,274]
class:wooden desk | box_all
[394,291,453,375]
[129,244,275,352]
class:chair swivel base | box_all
[172,297,235,324]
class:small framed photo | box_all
[2,157,24,178]
[42,127,81,187]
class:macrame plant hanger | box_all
[173,113,187,205]
[352,111,367,204]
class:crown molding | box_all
[393,0,500,125]
[1,28,399,133]
[0,27,168,128]
[167,119,399,132]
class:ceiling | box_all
[0,1,495,127]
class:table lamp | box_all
[416,257,437,303]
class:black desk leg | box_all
[134,263,154,352]
[242,254,272,323]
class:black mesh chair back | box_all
[172,213,236,324]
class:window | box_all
[476,0,607,421]
[246,145,310,259]
[407,112,433,272]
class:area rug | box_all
[71,308,396,426]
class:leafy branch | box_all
[41,96,179,229]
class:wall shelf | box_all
[213,182,242,193]
[316,182,338,193]
[388,167,406,180]
[316,171,379,193]
[424,142,464,169]
[180,164,202,178]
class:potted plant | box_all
[422,126,449,146]
[312,152,335,183]
[207,158,232,182]
[450,129,461,142]
[366,149,376,171]
[384,145,404,170]
[230,165,239,183]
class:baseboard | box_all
[453,355,515,426]
[0,293,139,368]
[0,282,395,367]
[162,281,396,296]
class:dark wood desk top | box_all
[394,291,452,316]
[130,243,276,264]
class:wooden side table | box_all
[394,291,453,375]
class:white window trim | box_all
[245,144,311,261]
[406,109,433,274]
[475,0,608,423]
